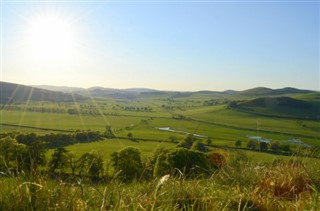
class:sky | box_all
[0,0,319,91]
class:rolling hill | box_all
[238,87,314,96]
[233,96,320,119]
[0,81,87,104]
[33,84,318,100]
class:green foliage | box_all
[247,140,258,150]
[176,134,194,149]
[127,132,133,139]
[17,140,47,173]
[259,142,269,152]
[48,147,69,173]
[77,152,104,178]
[104,125,116,138]
[0,137,25,172]
[270,141,280,153]
[111,147,143,182]
[235,140,242,147]
[191,140,208,152]
[153,152,170,178]
[165,148,212,177]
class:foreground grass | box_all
[1,156,319,210]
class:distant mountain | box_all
[223,90,239,94]
[238,87,313,96]
[0,81,87,103]
[124,88,158,93]
[31,84,317,100]
[33,85,85,93]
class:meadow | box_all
[1,87,320,210]
[1,92,319,149]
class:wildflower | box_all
[155,174,170,193]
[159,174,170,186]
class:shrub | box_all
[209,152,226,168]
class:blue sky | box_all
[1,1,319,91]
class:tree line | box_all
[0,134,223,183]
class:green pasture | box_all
[1,104,319,147]
[1,93,319,157]
[177,105,319,138]
[47,138,175,160]
[0,110,146,132]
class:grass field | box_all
[1,95,319,147]
[47,138,175,159]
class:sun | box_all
[25,14,77,62]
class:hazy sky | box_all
[1,1,319,91]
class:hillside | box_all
[238,87,313,96]
[32,84,317,101]
[0,81,87,104]
[234,96,320,119]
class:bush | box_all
[155,148,214,178]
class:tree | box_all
[77,152,104,178]
[177,135,194,149]
[259,142,269,152]
[104,125,116,138]
[0,136,25,172]
[280,144,291,155]
[88,154,104,179]
[17,140,47,173]
[153,153,170,178]
[166,148,212,177]
[247,140,257,150]
[270,141,280,153]
[127,132,133,140]
[206,138,212,146]
[168,135,178,143]
[191,140,208,152]
[48,147,69,173]
[235,140,242,148]
[110,147,143,182]
[67,152,77,177]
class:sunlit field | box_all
[1,1,319,210]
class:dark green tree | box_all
[77,152,104,178]
[259,142,269,152]
[206,138,212,146]
[235,140,242,148]
[111,147,143,182]
[17,140,47,173]
[127,132,133,140]
[166,148,212,177]
[177,135,194,149]
[280,144,291,154]
[191,140,208,152]
[48,147,69,173]
[247,140,257,150]
[0,137,25,172]
[270,141,280,153]
[104,125,116,138]
[153,152,170,178]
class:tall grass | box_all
[0,154,319,210]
